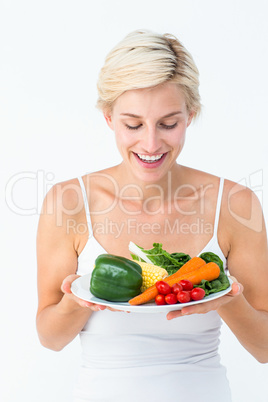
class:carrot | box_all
[128,283,162,306]
[165,262,220,288]
[128,256,206,306]
[129,261,220,305]
[164,256,206,279]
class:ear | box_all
[103,111,114,130]
[186,111,195,127]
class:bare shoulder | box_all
[82,167,120,192]
[179,166,222,205]
[41,177,83,217]
[81,167,121,212]
[37,177,87,257]
[41,167,119,226]
[180,165,220,188]
[221,178,264,234]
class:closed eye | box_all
[126,124,142,130]
[161,122,177,130]
[125,122,178,130]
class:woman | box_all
[36,30,268,401]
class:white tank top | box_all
[73,177,232,402]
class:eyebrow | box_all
[120,111,182,119]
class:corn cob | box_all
[135,261,168,292]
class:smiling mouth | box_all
[135,153,165,163]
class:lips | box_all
[133,152,167,168]
[136,153,165,163]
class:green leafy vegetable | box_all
[129,242,191,275]
[199,252,224,273]
[129,243,230,295]
[197,252,230,295]
[195,273,230,296]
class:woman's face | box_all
[105,82,193,183]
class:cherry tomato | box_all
[155,294,167,305]
[165,293,178,305]
[177,290,192,303]
[191,287,206,301]
[179,280,194,291]
[156,281,172,295]
[171,283,183,294]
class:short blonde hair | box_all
[96,30,201,118]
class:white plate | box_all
[71,274,233,313]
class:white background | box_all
[1,0,268,401]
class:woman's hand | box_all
[166,277,243,320]
[61,274,124,312]
[61,274,107,311]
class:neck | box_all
[114,162,186,203]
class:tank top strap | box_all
[77,176,93,235]
[213,177,224,235]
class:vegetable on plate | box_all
[135,261,168,292]
[130,256,204,305]
[129,241,191,275]
[90,254,143,302]
[129,243,231,299]
[89,244,230,307]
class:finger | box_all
[88,303,106,311]
[167,292,237,319]
[166,309,183,320]
[79,301,106,311]
[231,281,243,295]
[167,279,244,320]
[106,306,126,312]
[228,276,244,295]
[225,280,243,297]
[61,274,80,294]
[61,281,71,294]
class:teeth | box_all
[137,153,164,162]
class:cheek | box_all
[171,128,186,147]
[114,130,135,150]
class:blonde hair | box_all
[96,30,201,118]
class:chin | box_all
[133,170,169,184]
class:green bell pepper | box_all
[90,254,143,302]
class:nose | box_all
[141,125,162,154]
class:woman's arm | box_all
[167,183,268,363]
[36,180,105,352]
[217,184,268,363]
